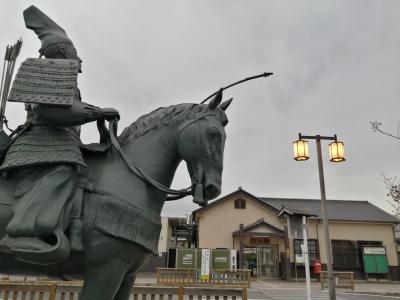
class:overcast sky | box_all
[1,1,400,217]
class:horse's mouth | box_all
[188,163,221,206]
[191,180,221,207]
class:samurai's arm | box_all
[31,101,119,126]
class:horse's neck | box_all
[122,126,181,187]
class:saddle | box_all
[80,120,112,154]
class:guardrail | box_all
[320,271,355,291]
[0,281,246,300]
[0,282,56,300]
[157,268,251,288]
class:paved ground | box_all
[136,273,400,300]
[249,288,400,300]
[251,280,400,300]
[249,280,400,300]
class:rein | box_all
[108,119,193,201]
[105,72,272,203]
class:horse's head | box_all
[177,91,232,207]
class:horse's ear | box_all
[209,89,223,110]
[219,98,233,111]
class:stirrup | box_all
[0,230,71,265]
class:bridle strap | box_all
[108,119,193,198]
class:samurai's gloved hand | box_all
[102,108,120,121]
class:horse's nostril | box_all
[205,184,220,199]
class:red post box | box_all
[312,259,322,274]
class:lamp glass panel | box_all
[329,141,345,162]
[293,139,309,161]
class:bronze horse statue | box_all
[0,94,231,299]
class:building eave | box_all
[192,187,279,218]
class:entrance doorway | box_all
[256,245,279,279]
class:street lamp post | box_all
[293,134,345,300]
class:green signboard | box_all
[211,249,231,270]
[176,249,197,269]
[362,246,389,274]
[176,248,235,270]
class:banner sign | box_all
[231,249,237,270]
[249,237,270,244]
[201,249,210,280]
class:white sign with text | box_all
[363,247,386,255]
[201,249,210,280]
[230,249,237,270]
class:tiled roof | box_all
[192,188,279,214]
[277,206,316,217]
[193,188,400,224]
[232,218,284,235]
[260,197,400,223]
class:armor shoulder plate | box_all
[8,58,79,106]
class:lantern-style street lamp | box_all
[328,138,345,162]
[294,134,345,163]
[292,133,345,300]
[293,137,309,161]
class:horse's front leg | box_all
[79,258,129,300]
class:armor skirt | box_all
[0,125,85,170]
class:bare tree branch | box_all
[380,173,400,216]
[371,122,400,216]
[370,121,400,140]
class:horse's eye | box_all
[208,128,221,139]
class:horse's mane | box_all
[118,103,227,145]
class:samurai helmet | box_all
[23,5,75,56]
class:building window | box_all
[294,239,319,262]
[332,240,358,270]
[332,240,382,271]
[234,199,246,209]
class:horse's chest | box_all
[87,192,161,255]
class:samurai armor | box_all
[0,130,13,157]
[0,125,85,170]
[8,58,79,106]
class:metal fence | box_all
[319,271,355,291]
[156,268,251,288]
[0,280,246,300]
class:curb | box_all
[340,291,400,297]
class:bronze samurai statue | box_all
[0,5,120,264]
